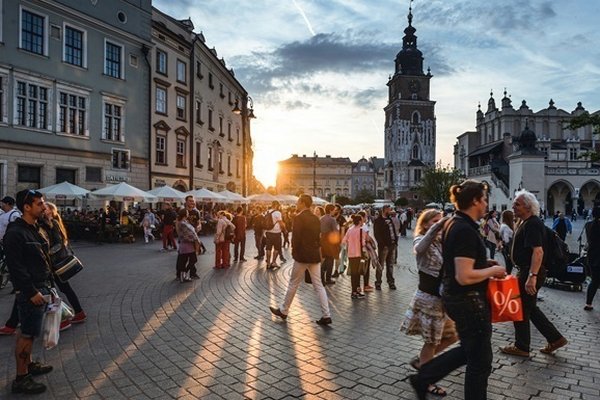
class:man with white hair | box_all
[500,190,567,357]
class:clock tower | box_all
[384,3,436,201]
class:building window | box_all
[103,102,123,141]
[195,100,203,124]
[236,128,240,145]
[208,109,214,131]
[155,86,167,114]
[195,142,202,167]
[16,81,49,130]
[227,155,231,176]
[208,147,213,170]
[112,149,129,170]
[176,59,186,83]
[155,136,166,164]
[104,41,123,78]
[196,60,203,79]
[85,167,102,182]
[21,9,46,55]
[58,92,87,135]
[414,169,422,182]
[236,159,240,178]
[156,49,167,75]
[64,25,84,67]
[219,83,225,98]
[176,139,185,168]
[17,165,41,190]
[227,123,232,141]
[219,117,224,136]
[56,168,76,184]
[176,95,186,120]
[0,76,4,123]
[218,152,223,173]
[208,73,214,89]
[412,145,419,159]
[569,148,578,161]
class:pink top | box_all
[342,225,366,258]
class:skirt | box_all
[400,289,457,345]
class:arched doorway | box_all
[546,180,574,216]
[173,180,188,193]
[580,180,600,212]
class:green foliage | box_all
[417,166,465,204]
[395,197,409,207]
[335,196,352,206]
[565,112,600,162]
[354,189,375,204]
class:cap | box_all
[1,196,15,206]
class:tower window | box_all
[412,145,419,159]
[412,111,420,124]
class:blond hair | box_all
[415,209,442,236]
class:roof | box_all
[468,141,503,157]
[279,155,352,165]
[408,159,426,167]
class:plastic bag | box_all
[42,297,62,350]
[487,275,524,323]
[61,301,74,321]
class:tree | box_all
[395,197,409,207]
[565,112,600,162]
[334,196,352,206]
[417,165,465,204]
[354,189,375,205]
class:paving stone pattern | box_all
[1,219,599,399]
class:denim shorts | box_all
[16,287,51,338]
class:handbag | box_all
[487,275,524,323]
[53,253,84,283]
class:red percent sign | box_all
[493,289,520,316]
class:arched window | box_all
[412,111,420,124]
[412,145,419,159]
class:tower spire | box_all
[408,0,413,26]
[394,0,424,75]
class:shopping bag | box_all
[487,275,523,323]
[61,301,75,321]
[42,297,62,350]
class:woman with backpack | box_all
[214,211,235,269]
[584,206,600,311]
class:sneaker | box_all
[375,284,382,291]
[499,345,530,357]
[269,307,287,320]
[0,325,16,335]
[160,248,168,253]
[28,362,53,376]
[190,274,200,279]
[351,293,366,299]
[363,285,374,292]
[12,375,46,394]
[71,311,87,324]
[389,284,397,290]
[280,257,287,262]
[240,257,247,262]
[270,262,280,269]
[540,337,568,354]
[316,317,332,326]
[60,320,72,332]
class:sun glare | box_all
[253,156,278,189]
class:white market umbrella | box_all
[90,182,157,202]
[147,186,187,202]
[187,188,227,202]
[38,181,90,200]
[424,202,441,209]
[218,190,249,203]
[246,192,278,203]
[312,196,328,206]
[276,194,299,205]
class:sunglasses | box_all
[23,189,43,205]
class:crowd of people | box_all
[0,183,599,398]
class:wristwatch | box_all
[529,272,538,277]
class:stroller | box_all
[544,251,588,292]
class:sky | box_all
[154,0,600,187]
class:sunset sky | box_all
[155,0,600,187]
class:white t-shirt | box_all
[0,208,22,241]
[266,210,283,234]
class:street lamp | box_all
[232,95,257,197]
[313,151,317,196]
[233,96,256,119]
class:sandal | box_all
[409,356,420,370]
[584,305,593,311]
[427,384,447,397]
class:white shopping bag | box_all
[42,296,62,350]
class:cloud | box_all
[284,100,312,110]
[230,30,453,105]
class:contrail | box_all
[292,0,316,36]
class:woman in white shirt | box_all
[499,210,515,274]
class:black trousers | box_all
[375,245,395,286]
[234,237,246,260]
[321,256,334,283]
[176,253,197,278]
[514,269,562,351]
[348,257,361,293]
[586,261,600,305]
[254,232,265,257]
[416,292,493,400]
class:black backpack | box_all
[543,225,569,273]
[262,211,276,231]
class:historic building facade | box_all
[455,91,600,215]
[383,6,436,201]
[0,0,152,196]
[352,157,385,199]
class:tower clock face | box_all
[409,80,420,93]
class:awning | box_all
[469,141,503,157]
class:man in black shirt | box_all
[410,180,505,400]
[373,205,398,290]
[500,190,567,357]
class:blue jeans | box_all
[416,291,493,400]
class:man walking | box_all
[320,204,340,285]
[500,190,568,357]
[0,196,22,240]
[5,189,54,394]
[373,205,397,290]
[253,207,266,260]
[265,201,285,269]
[232,206,247,262]
[270,194,332,325]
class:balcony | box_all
[468,165,491,177]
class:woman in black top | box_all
[409,180,506,400]
[584,206,600,311]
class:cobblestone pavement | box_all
[1,219,599,399]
